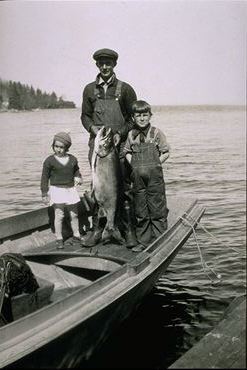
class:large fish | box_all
[91,126,124,244]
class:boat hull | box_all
[8,248,186,368]
[0,197,205,368]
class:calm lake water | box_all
[0,107,246,368]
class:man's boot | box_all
[125,228,137,249]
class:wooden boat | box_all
[0,196,205,368]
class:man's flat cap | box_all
[93,48,118,61]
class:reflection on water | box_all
[0,107,246,368]
[77,291,229,369]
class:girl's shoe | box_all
[56,239,64,249]
[70,236,82,247]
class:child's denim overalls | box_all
[130,127,168,246]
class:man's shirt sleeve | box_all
[80,85,94,133]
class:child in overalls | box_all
[41,132,82,249]
[124,101,170,252]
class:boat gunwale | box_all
[145,198,199,255]
[0,206,52,242]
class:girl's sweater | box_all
[41,154,81,196]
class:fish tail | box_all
[102,227,124,245]
[112,228,124,244]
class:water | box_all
[0,107,246,368]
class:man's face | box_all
[96,57,116,80]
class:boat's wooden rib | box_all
[0,197,205,368]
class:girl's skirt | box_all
[49,185,80,205]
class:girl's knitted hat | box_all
[53,132,72,148]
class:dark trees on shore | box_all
[0,79,76,110]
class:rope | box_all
[180,215,222,284]
[183,211,245,256]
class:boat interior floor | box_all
[24,197,187,263]
[21,202,185,303]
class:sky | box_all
[0,0,246,107]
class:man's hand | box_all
[90,125,100,136]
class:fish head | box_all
[94,126,114,157]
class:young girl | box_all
[124,100,170,252]
[41,132,82,249]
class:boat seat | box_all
[10,276,54,321]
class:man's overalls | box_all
[130,127,168,247]
[88,80,125,164]
[85,81,136,247]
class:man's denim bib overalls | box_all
[88,80,125,163]
[87,80,136,245]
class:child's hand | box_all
[113,133,121,147]
[42,195,49,205]
[74,177,82,186]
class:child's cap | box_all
[53,132,72,148]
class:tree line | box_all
[0,79,76,110]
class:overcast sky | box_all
[0,0,246,106]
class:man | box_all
[81,48,137,247]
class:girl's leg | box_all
[68,203,80,238]
[54,204,65,240]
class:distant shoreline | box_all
[0,105,245,114]
[152,104,245,111]
[0,107,78,113]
